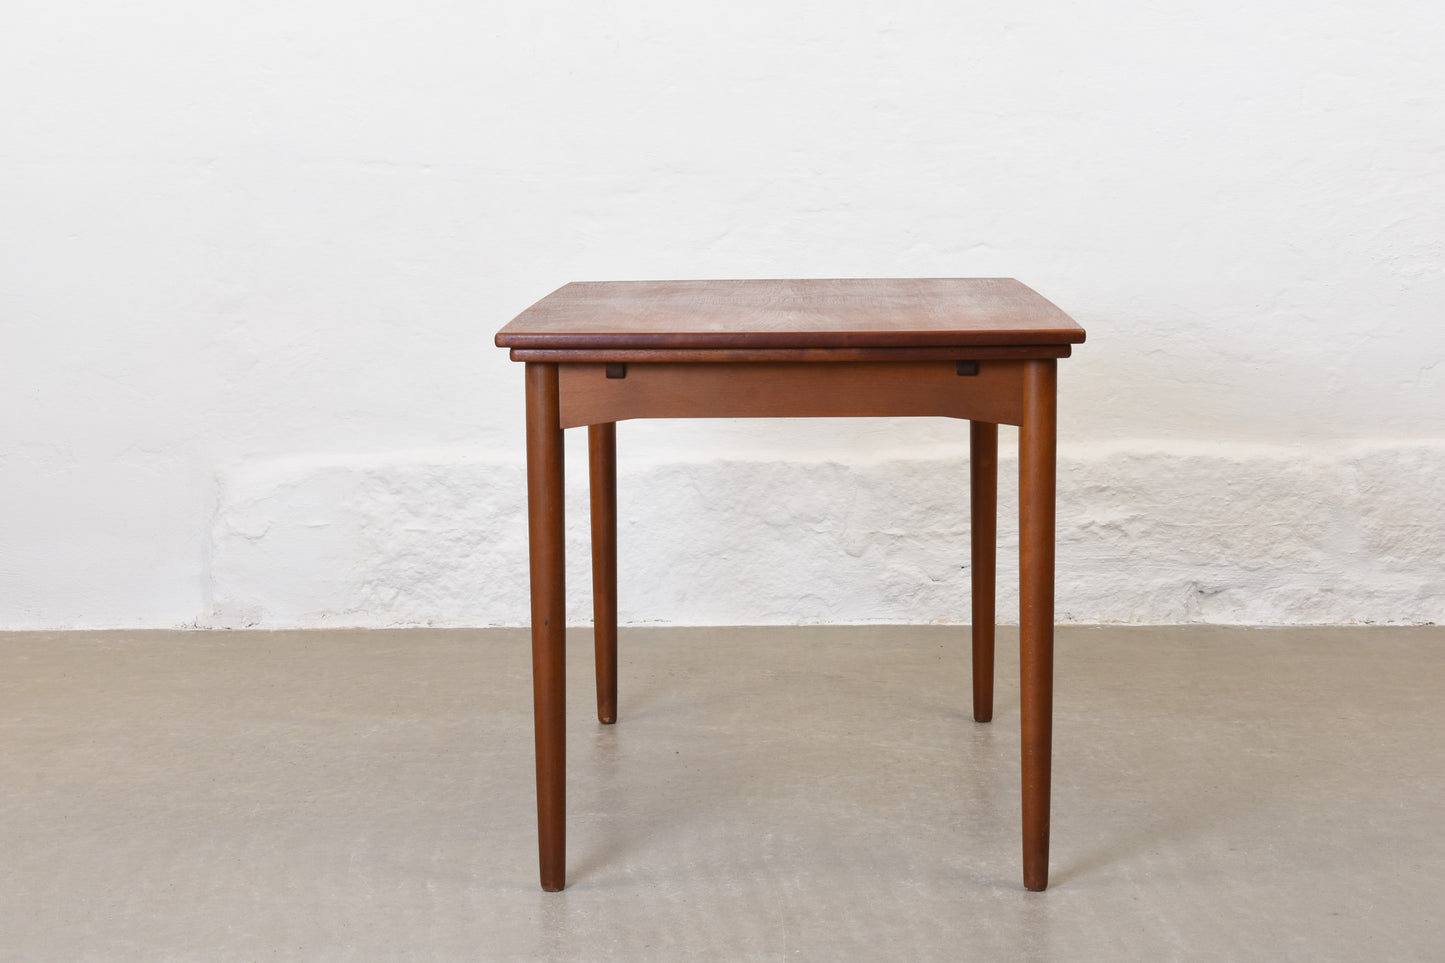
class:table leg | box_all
[525,362,567,892]
[589,422,618,725]
[969,420,998,724]
[1019,359,1057,892]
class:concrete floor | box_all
[1,626,1442,961]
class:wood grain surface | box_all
[496,279,1086,351]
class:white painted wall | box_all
[2,1,1442,628]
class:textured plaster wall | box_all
[207,439,1445,627]
[2,1,1443,628]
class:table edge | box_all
[507,345,1075,363]
[497,329,1086,350]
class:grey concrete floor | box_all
[1,626,1442,961]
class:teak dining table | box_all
[495,278,1086,892]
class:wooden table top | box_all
[496,279,1085,353]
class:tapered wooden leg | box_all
[969,420,998,724]
[525,363,566,892]
[589,422,618,725]
[1019,359,1057,891]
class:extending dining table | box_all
[495,278,1086,891]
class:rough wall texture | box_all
[3,1,1443,627]
[209,439,1445,627]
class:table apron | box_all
[557,360,1026,429]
